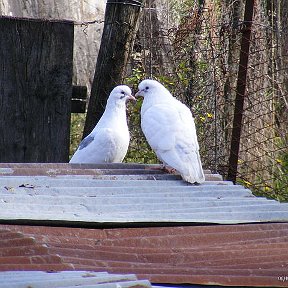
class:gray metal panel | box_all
[0,177,227,187]
[0,271,109,280]
[0,271,152,288]
[0,163,287,225]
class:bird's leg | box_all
[162,164,177,174]
[145,163,177,174]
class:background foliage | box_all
[71,0,288,201]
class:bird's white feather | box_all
[137,79,205,184]
[70,85,132,164]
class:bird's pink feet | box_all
[162,165,177,174]
[146,164,177,174]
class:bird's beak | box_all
[135,90,143,97]
[127,95,136,103]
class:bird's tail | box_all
[182,153,205,184]
[182,170,205,184]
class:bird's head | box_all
[135,79,170,99]
[108,85,136,106]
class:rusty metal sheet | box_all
[0,224,288,287]
[0,162,211,171]
[0,229,73,271]
[0,171,222,181]
[0,163,220,181]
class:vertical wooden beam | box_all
[0,16,74,162]
[71,86,87,113]
[83,0,143,138]
[227,0,255,182]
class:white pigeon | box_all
[69,85,135,164]
[135,79,205,184]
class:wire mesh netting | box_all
[124,0,288,200]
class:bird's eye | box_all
[120,91,126,99]
[145,86,149,90]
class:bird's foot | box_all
[145,164,177,174]
[162,165,177,174]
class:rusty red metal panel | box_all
[0,228,73,271]
[0,163,220,180]
[0,224,288,287]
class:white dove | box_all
[135,79,205,184]
[70,85,135,164]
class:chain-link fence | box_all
[124,0,288,200]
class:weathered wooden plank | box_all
[0,16,73,162]
[71,85,87,113]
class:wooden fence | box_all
[0,16,74,162]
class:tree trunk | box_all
[83,0,143,137]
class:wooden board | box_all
[0,16,73,162]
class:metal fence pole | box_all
[227,0,255,183]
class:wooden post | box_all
[0,16,74,162]
[83,0,143,137]
[71,86,87,113]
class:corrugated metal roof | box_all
[0,163,287,225]
[0,163,288,287]
[0,271,153,287]
[1,224,288,287]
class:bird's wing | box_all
[142,101,204,181]
[79,135,94,150]
[141,104,178,152]
[70,128,121,163]
[142,102,198,152]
